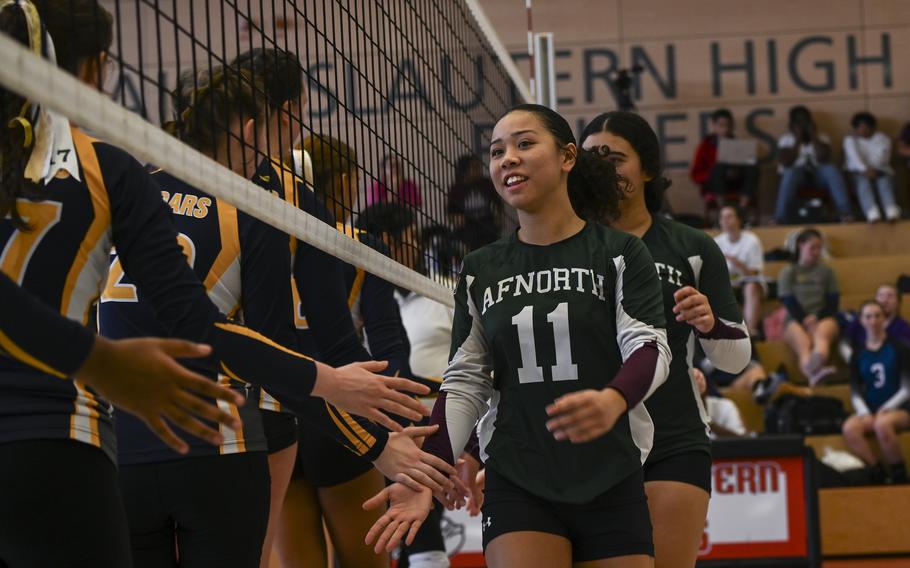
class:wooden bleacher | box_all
[718,221,910,558]
[710,221,910,258]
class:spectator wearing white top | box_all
[843,112,901,223]
[693,368,748,438]
[714,206,765,337]
[396,291,454,381]
[775,105,852,223]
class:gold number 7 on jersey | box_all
[0,200,63,284]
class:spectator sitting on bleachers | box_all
[841,300,910,484]
[779,228,840,383]
[714,205,766,337]
[775,105,853,224]
[367,154,422,208]
[356,205,461,379]
[693,368,748,437]
[695,342,790,404]
[841,284,910,362]
[843,112,901,223]
[447,154,502,252]
[690,108,759,224]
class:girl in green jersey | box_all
[581,112,752,568]
[364,105,671,567]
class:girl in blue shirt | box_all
[842,301,910,484]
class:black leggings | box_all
[0,439,132,568]
[119,452,270,568]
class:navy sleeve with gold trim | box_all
[101,161,389,462]
[347,230,414,381]
[0,125,384,464]
[0,272,95,378]
[292,187,370,367]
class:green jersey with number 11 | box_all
[427,222,669,504]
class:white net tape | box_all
[0,31,456,307]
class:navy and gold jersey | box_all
[287,182,413,380]
[337,223,413,381]
[0,128,140,459]
[0,272,95,378]
[0,128,387,464]
[277,166,369,369]
[98,162,293,464]
[424,223,669,504]
[641,216,750,463]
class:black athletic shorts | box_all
[643,449,713,494]
[119,451,270,568]
[0,439,133,568]
[261,409,298,454]
[294,420,373,487]
[480,467,653,562]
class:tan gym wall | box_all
[479,0,910,217]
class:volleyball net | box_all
[0,0,531,307]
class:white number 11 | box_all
[511,302,579,384]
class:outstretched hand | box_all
[313,360,431,431]
[363,482,434,553]
[373,424,457,495]
[77,337,244,454]
[456,453,484,516]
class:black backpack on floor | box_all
[764,394,847,435]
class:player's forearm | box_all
[609,341,667,408]
[851,392,871,416]
[422,390,483,466]
[880,386,910,412]
[696,318,752,374]
[0,273,95,378]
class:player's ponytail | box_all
[580,111,672,214]
[1,0,112,230]
[0,1,38,229]
[503,104,623,222]
[172,67,265,157]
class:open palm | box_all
[363,482,433,553]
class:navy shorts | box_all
[294,419,373,487]
[261,409,298,454]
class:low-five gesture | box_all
[77,337,245,454]
[312,360,431,431]
[364,481,434,553]
[373,424,458,495]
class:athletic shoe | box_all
[753,365,789,405]
[808,365,836,387]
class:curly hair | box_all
[502,104,624,222]
[580,111,672,214]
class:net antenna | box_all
[465,0,534,104]
[534,32,557,110]
[526,0,535,96]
